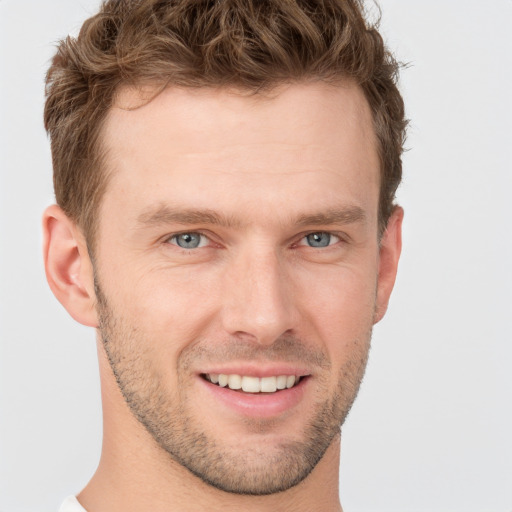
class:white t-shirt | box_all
[59,496,87,512]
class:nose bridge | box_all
[221,243,295,344]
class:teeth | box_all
[276,375,287,390]
[205,373,302,393]
[286,375,296,389]
[260,376,277,392]
[242,376,260,393]
[228,374,242,390]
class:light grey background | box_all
[1,1,511,511]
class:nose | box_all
[220,246,297,345]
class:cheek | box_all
[295,264,377,352]
[107,263,223,350]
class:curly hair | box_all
[44,0,407,244]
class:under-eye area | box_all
[201,374,307,393]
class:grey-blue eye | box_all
[171,233,204,249]
[305,232,332,247]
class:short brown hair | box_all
[44,0,407,244]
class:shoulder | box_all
[59,496,87,512]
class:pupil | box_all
[307,232,330,247]
[178,233,200,248]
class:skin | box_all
[43,82,403,512]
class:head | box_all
[44,0,406,248]
[43,0,406,499]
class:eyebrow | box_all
[137,205,366,229]
[296,206,366,227]
[137,206,241,228]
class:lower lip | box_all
[198,376,309,418]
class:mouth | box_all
[201,373,305,394]
[198,370,311,418]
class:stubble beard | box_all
[95,281,372,496]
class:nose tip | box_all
[220,251,296,346]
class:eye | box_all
[169,232,209,249]
[300,232,340,248]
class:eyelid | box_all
[295,231,344,247]
[161,229,347,249]
[165,230,213,248]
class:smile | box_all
[203,373,303,393]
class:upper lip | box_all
[198,364,312,378]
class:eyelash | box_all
[165,231,345,251]
[167,232,212,250]
[296,232,342,248]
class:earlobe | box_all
[374,206,404,324]
[42,204,98,327]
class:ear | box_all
[374,206,404,324]
[42,204,98,327]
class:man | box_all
[42,0,406,510]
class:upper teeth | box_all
[206,374,300,393]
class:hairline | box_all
[83,78,389,255]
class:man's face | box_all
[94,83,383,494]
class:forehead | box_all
[100,82,379,227]
[107,81,376,157]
